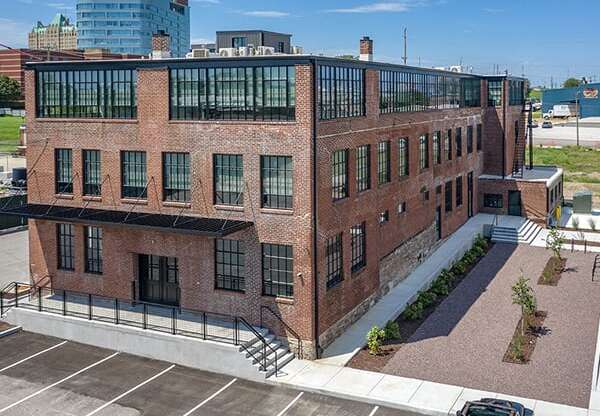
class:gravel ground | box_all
[382,244,600,407]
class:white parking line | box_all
[368,406,380,416]
[0,351,119,413]
[275,392,304,416]
[84,364,175,416]
[181,378,237,416]
[0,340,67,373]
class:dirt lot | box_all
[382,244,599,408]
[564,181,600,206]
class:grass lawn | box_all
[528,145,600,205]
[0,116,24,153]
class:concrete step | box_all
[248,339,282,361]
[492,219,543,245]
[252,344,289,366]
[264,352,295,379]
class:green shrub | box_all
[471,245,485,258]
[452,261,466,276]
[417,291,437,308]
[439,269,455,285]
[367,326,386,355]
[463,251,476,265]
[510,334,526,361]
[430,277,449,296]
[383,320,401,340]
[402,302,424,321]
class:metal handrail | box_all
[260,305,302,359]
[0,282,280,374]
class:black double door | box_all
[508,191,522,216]
[138,254,180,306]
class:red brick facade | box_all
[23,58,535,358]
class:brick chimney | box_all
[359,36,373,62]
[152,30,171,59]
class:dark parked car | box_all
[542,121,553,128]
[457,398,533,416]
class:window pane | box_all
[261,155,293,209]
[55,148,73,194]
[163,152,191,202]
[214,154,243,206]
[57,223,74,271]
[121,151,147,199]
[215,239,245,292]
[262,243,293,297]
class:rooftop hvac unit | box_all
[255,46,275,56]
[219,48,238,57]
[238,46,255,57]
[292,46,304,55]
[189,48,210,58]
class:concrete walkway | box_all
[319,214,495,366]
[0,230,28,288]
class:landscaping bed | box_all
[538,257,567,286]
[0,321,11,332]
[503,311,548,364]
[348,236,493,372]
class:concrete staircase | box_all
[240,329,295,378]
[491,219,543,245]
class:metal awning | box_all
[0,203,253,237]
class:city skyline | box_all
[2,0,599,86]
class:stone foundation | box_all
[318,223,438,352]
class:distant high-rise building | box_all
[28,14,78,51]
[76,0,190,57]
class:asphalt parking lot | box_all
[0,331,421,416]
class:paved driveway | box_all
[0,230,28,288]
[0,331,418,416]
[383,244,600,408]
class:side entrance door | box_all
[138,254,180,306]
[508,191,522,216]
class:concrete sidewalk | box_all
[272,361,590,416]
[319,214,495,366]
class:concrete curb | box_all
[0,325,21,338]
[0,226,28,237]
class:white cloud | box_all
[483,8,504,13]
[47,2,75,11]
[191,38,215,44]
[326,2,415,13]
[241,10,290,18]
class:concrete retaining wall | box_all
[5,308,265,382]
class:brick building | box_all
[28,14,77,51]
[5,38,558,359]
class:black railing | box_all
[260,305,303,359]
[0,283,280,374]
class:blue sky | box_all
[3,0,600,86]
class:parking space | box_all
[0,331,422,416]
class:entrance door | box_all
[138,254,180,306]
[508,191,522,216]
[435,206,442,240]
[467,172,474,218]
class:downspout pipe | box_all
[310,58,321,358]
[502,79,507,178]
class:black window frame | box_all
[488,80,503,107]
[484,193,503,208]
[318,65,365,120]
[82,149,101,197]
[260,155,293,210]
[163,152,191,203]
[356,144,371,192]
[433,131,441,165]
[57,223,75,271]
[55,148,73,194]
[398,137,409,177]
[215,238,245,292]
[445,181,453,213]
[121,151,147,199]
[467,125,474,154]
[262,243,294,298]
[445,129,453,161]
[456,127,463,158]
[476,123,483,151]
[84,226,103,275]
[456,176,463,207]
[214,154,244,206]
[37,69,137,119]
[331,149,349,201]
[377,140,391,185]
[419,134,429,170]
[326,233,343,289]
[350,222,366,272]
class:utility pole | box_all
[575,90,580,147]
[402,28,407,65]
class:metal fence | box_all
[0,194,27,231]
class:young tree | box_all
[546,227,565,260]
[511,273,536,336]
[563,78,581,88]
[0,75,21,103]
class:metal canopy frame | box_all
[0,203,252,237]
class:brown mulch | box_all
[0,321,11,332]
[538,257,567,286]
[503,311,548,364]
[348,242,494,372]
